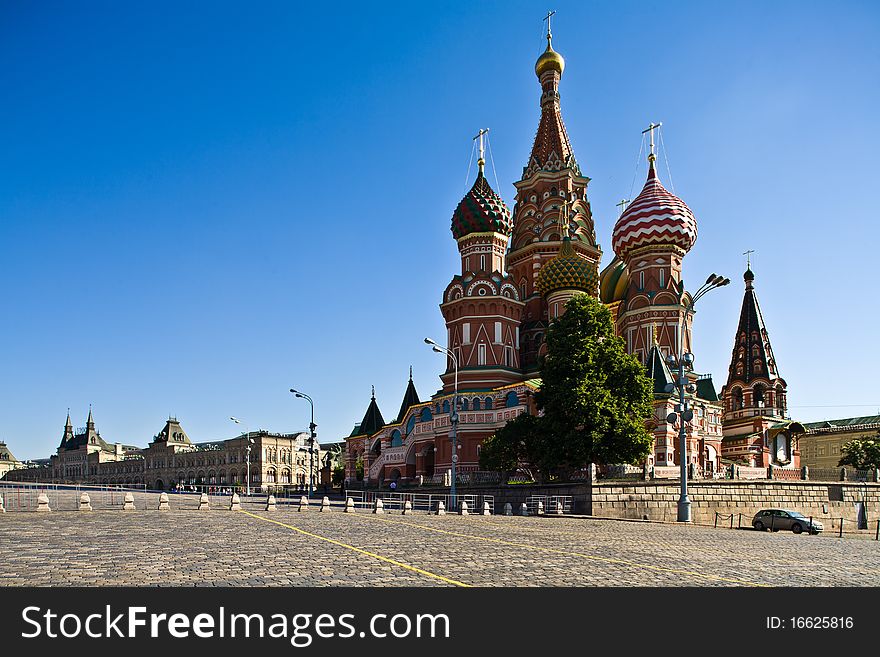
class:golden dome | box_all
[599,256,630,304]
[535,37,565,78]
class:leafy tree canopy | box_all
[480,294,654,480]
[839,434,880,470]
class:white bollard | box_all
[157,493,170,511]
[123,491,136,511]
[79,492,93,511]
[503,502,513,516]
[555,501,563,515]
[298,496,309,512]
[37,493,51,512]
[344,497,355,513]
[320,496,331,512]
[537,501,545,516]
[403,500,413,515]
[229,493,242,511]
[265,495,276,511]
[0,493,5,513]
[197,493,210,511]
[373,498,384,515]
[459,500,469,516]
[482,501,491,516]
[519,502,528,516]
[436,501,446,516]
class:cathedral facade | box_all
[345,29,799,486]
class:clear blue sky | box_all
[2,1,878,460]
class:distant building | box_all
[800,416,880,469]
[3,410,325,492]
[0,440,23,479]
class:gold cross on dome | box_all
[642,122,662,159]
[543,10,556,39]
[473,128,489,174]
[558,199,571,236]
[743,249,755,269]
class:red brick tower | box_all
[506,30,601,375]
[720,266,801,468]
[441,131,524,392]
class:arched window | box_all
[505,391,519,407]
[390,430,403,448]
[732,388,744,410]
[460,398,469,411]
[484,396,493,410]
[420,407,433,422]
[442,400,450,414]
[406,415,416,434]
[753,384,765,407]
[753,359,763,374]
[473,398,481,411]
[776,385,786,412]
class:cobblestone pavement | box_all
[3,503,880,587]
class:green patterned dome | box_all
[536,237,599,297]
[451,171,512,240]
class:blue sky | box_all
[1,1,878,460]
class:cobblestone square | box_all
[2,504,879,587]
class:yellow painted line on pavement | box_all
[354,513,768,587]
[237,509,471,587]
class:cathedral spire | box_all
[357,388,385,437]
[396,367,421,423]
[527,17,576,176]
[725,267,780,386]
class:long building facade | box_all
[345,25,802,486]
[3,410,327,492]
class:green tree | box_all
[480,294,654,480]
[839,434,880,470]
[479,413,543,481]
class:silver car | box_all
[752,509,823,534]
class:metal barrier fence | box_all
[0,481,312,511]
[525,495,573,515]
[344,491,495,513]
[0,482,150,511]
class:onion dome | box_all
[599,256,630,304]
[536,236,599,297]
[451,169,512,240]
[535,35,565,78]
[611,162,697,262]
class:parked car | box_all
[752,509,823,534]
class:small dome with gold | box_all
[536,236,599,297]
[451,170,512,240]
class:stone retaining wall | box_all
[591,480,880,527]
[421,479,880,527]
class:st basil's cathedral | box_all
[344,28,803,486]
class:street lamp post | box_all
[289,389,317,498]
[230,417,253,496]
[665,273,730,523]
[425,337,459,511]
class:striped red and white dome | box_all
[611,166,697,261]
